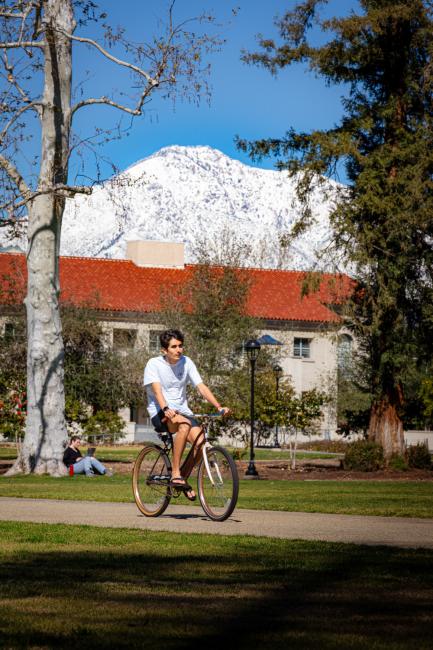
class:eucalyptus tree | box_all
[0,1,219,474]
[238,0,433,458]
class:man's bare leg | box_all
[181,427,205,480]
[171,421,191,480]
[166,416,204,499]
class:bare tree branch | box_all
[0,100,42,143]
[0,196,27,212]
[51,184,92,197]
[0,154,30,197]
[0,41,44,49]
[71,96,144,116]
[58,30,157,84]
[0,183,92,216]
[0,12,26,19]
[1,50,41,109]
[18,2,35,44]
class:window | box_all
[149,330,163,353]
[293,337,311,359]
[4,322,15,340]
[338,334,353,370]
[113,328,137,350]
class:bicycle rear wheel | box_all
[197,445,239,521]
[132,445,171,517]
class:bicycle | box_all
[132,414,239,522]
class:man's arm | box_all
[151,382,177,420]
[196,383,230,414]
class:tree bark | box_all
[8,0,74,476]
[368,385,405,460]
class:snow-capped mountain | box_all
[3,145,338,269]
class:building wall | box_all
[258,325,339,437]
[1,311,344,439]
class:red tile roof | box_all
[0,252,352,323]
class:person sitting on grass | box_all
[63,436,113,477]
[143,328,229,501]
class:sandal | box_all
[169,476,191,490]
[184,487,196,502]
[170,476,196,501]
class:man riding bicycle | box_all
[143,329,229,501]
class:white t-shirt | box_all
[143,355,203,418]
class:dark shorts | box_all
[151,410,201,434]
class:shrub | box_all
[0,389,26,441]
[388,454,408,472]
[298,439,348,454]
[407,442,432,470]
[82,411,126,444]
[344,440,384,471]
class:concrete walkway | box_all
[1,497,433,549]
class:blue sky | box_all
[71,0,359,180]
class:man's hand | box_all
[163,408,178,420]
[219,407,231,416]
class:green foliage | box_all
[407,442,432,470]
[344,440,385,472]
[0,387,26,440]
[0,299,148,435]
[163,262,257,383]
[337,352,372,435]
[420,378,433,423]
[388,454,408,472]
[0,316,26,440]
[62,303,147,414]
[239,0,433,453]
[82,411,126,444]
[161,241,291,444]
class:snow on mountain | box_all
[3,145,338,269]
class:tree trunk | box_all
[368,385,405,460]
[8,1,74,476]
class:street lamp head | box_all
[244,339,261,362]
[273,364,283,380]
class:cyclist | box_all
[143,328,229,501]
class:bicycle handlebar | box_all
[191,412,225,418]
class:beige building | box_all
[0,242,353,441]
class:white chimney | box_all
[126,240,185,269]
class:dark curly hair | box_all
[159,329,184,350]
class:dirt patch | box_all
[235,460,433,481]
[0,461,13,476]
[107,460,433,481]
[2,458,432,481]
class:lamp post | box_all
[273,364,283,448]
[244,339,261,477]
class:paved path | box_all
[1,497,433,548]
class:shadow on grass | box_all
[1,533,433,649]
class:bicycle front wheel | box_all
[132,445,171,517]
[197,445,239,521]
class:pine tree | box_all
[238,0,433,458]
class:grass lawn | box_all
[0,444,339,463]
[0,520,432,649]
[1,474,433,518]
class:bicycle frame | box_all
[159,413,221,487]
[133,412,239,521]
